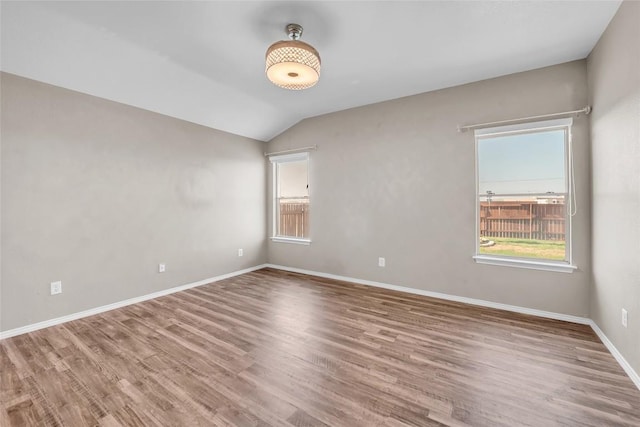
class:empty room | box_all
[1,1,639,426]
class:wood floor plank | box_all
[2,267,640,426]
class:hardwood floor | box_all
[1,268,639,426]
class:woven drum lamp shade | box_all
[265,24,321,90]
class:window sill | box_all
[473,255,577,273]
[270,237,311,245]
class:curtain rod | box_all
[457,106,591,133]
[264,145,317,157]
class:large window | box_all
[474,118,575,272]
[270,152,310,243]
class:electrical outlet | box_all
[622,308,628,328]
[238,248,243,257]
[378,257,386,267]
[50,281,62,295]
[158,263,166,273]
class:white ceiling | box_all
[1,1,621,142]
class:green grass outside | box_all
[479,237,566,261]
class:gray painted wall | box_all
[268,61,592,317]
[588,1,640,375]
[0,72,267,332]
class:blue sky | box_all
[478,129,566,195]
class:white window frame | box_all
[269,152,311,245]
[472,118,577,273]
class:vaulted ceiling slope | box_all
[1,1,621,142]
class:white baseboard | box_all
[589,320,640,390]
[265,264,590,324]
[0,264,268,340]
[265,263,640,391]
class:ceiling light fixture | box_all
[265,23,321,90]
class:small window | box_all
[474,118,575,272]
[270,152,310,243]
